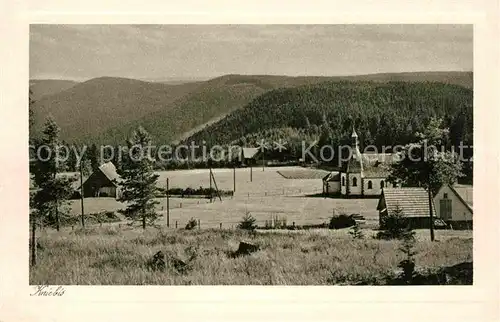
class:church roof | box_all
[342,152,396,174]
[351,128,358,138]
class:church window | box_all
[367,181,373,189]
[352,177,357,187]
[342,176,345,186]
[380,180,385,188]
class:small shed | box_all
[377,187,437,229]
[80,162,122,199]
[322,172,341,195]
[433,184,473,229]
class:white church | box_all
[322,128,399,197]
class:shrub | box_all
[376,205,413,240]
[329,214,356,229]
[185,218,198,230]
[397,230,417,283]
[238,212,257,230]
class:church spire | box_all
[351,126,359,149]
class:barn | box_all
[377,187,438,229]
[433,184,473,229]
[79,162,122,199]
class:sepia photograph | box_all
[28,24,474,286]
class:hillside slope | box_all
[185,81,473,151]
[29,79,79,100]
[31,77,203,142]
[31,72,472,145]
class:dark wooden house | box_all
[79,162,122,199]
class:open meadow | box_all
[30,226,472,285]
[68,167,380,229]
[40,166,473,285]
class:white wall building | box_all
[322,128,398,198]
[433,184,473,229]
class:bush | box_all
[329,214,356,229]
[238,212,257,230]
[376,205,413,240]
[185,218,198,230]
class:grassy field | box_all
[68,167,380,229]
[30,226,472,285]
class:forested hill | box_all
[30,72,472,145]
[184,81,473,152]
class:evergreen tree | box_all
[88,143,100,171]
[31,117,76,233]
[118,127,161,229]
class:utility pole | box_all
[250,165,253,182]
[210,169,222,202]
[166,178,170,228]
[80,160,85,228]
[427,185,435,241]
[262,149,265,171]
[233,166,236,193]
[209,168,213,203]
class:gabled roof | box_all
[363,167,390,178]
[452,185,473,207]
[241,147,260,159]
[322,171,340,182]
[377,187,436,217]
[362,153,398,166]
[342,152,397,175]
[98,162,121,186]
[440,184,473,212]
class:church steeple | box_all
[351,126,359,149]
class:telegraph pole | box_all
[166,178,170,227]
[233,166,236,192]
[80,161,85,228]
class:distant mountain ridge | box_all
[29,79,79,100]
[30,71,473,145]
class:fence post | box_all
[220,223,222,229]
[180,203,182,208]
[293,221,295,228]
[175,221,178,229]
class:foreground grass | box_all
[30,227,472,285]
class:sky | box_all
[30,24,473,81]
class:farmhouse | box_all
[377,187,438,229]
[433,184,473,229]
[322,128,398,197]
[79,162,122,199]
